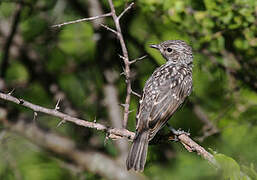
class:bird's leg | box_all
[167,123,190,141]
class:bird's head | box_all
[150,40,193,65]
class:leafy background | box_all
[0,0,257,179]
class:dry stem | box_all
[0,92,218,168]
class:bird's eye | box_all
[167,48,173,53]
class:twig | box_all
[52,12,112,28]
[52,1,135,128]
[131,90,141,98]
[118,2,134,20]
[8,88,15,95]
[130,55,147,64]
[0,92,134,140]
[100,24,118,35]
[55,98,61,110]
[107,0,134,128]
[0,92,219,168]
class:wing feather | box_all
[135,64,192,140]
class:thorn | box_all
[128,109,134,114]
[118,54,126,61]
[131,90,141,98]
[119,54,129,64]
[18,98,24,104]
[181,142,193,152]
[120,66,126,76]
[33,112,38,122]
[7,88,15,95]
[130,55,147,64]
[119,103,128,108]
[57,119,66,128]
[55,98,61,111]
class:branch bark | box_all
[0,92,219,168]
[52,13,112,28]
[0,92,134,140]
[52,1,135,128]
[107,0,134,128]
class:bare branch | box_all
[176,134,219,168]
[0,92,134,140]
[131,90,141,98]
[52,12,112,28]
[52,1,135,128]
[118,3,134,20]
[130,55,147,64]
[0,92,219,168]
[100,24,118,35]
[107,0,133,128]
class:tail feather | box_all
[126,131,149,171]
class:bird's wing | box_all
[136,65,192,140]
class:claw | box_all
[167,124,190,141]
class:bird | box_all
[126,40,193,172]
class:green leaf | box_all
[214,153,241,180]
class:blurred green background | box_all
[0,0,257,179]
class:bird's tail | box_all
[126,130,149,171]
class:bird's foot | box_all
[167,124,190,142]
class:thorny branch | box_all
[0,92,134,140]
[0,1,221,173]
[0,92,219,168]
[52,1,136,128]
[107,0,134,128]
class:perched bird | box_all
[126,40,193,171]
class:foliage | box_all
[0,0,257,179]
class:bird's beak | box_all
[150,44,159,49]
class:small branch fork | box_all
[0,92,218,168]
[52,1,137,128]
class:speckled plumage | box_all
[126,40,193,171]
